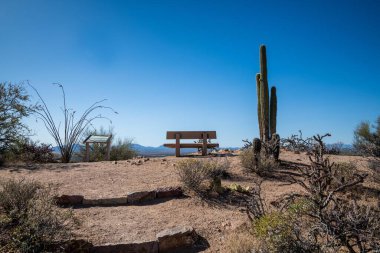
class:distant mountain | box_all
[52,144,82,153]
[131,144,197,157]
[52,143,240,157]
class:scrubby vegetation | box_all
[242,134,380,253]
[0,82,35,165]
[79,127,135,162]
[240,147,279,175]
[354,116,380,157]
[176,158,230,193]
[30,83,117,163]
[2,138,55,164]
[0,179,77,252]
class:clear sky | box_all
[1,0,379,147]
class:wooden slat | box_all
[163,143,219,148]
[175,133,180,157]
[202,132,207,156]
[166,131,217,139]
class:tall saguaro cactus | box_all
[256,45,280,159]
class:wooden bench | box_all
[163,131,219,157]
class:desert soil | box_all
[0,151,378,252]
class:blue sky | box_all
[1,0,379,147]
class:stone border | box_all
[91,226,197,253]
[55,187,183,207]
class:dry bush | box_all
[247,134,380,253]
[0,179,41,221]
[202,158,230,179]
[281,130,313,153]
[367,158,380,183]
[226,230,256,253]
[176,158,230,192]
[240,148,279,176]
[331,162,358,189]
[177,159,208,192]
[288,134,380,252]
[0,179,77,252]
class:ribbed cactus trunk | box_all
[259,45,270,142]
[256,73,263,140]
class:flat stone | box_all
[155,187,183,199]
[156,226,197,252]
[91,241,158,253]
[83,197,128,206]
[127,191,156,204]
[55,195,84,205]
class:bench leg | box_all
[175,134,180,157]
[202,133,207,156]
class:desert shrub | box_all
[367,158,380,183]
[80,127,135,162]
[202,158,230,179]
[240,148,258,173]
[331,162,358,188]
[226,230,255,253]
[18,140,55,163]
[1,139,55,165]
[0,179,77,252]
[325,142,344,155]
[289,134,380,252]
[240,148,279,175]
[253,212,295,252]
[177,159,207,192]
[110,138,136,161]
[353,116,380,157]
[281,130,313,153]
[176,158,230,192]
[0,179,41,221]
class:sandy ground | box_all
[0,151,378,252]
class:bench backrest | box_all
[166,131,217,140]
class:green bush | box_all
[110,138,136,161]
[0,179,77,252]
[353,116,380,157]
[253,212,294,252]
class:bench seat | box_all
[163,143,219,149]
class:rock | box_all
[156,226,197,252]
[127,191,156,204]
[91,241,158,253]
[155,187,183,199]
[55,195,84,205]
[83,197,128,206]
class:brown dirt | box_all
[0,151,378,252]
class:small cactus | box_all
[253,138,262,154]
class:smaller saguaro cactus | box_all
[253,138,262,154]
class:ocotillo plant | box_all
[256,45,279,159]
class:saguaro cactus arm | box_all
[270,86,277,136]
[256,73,263,140]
